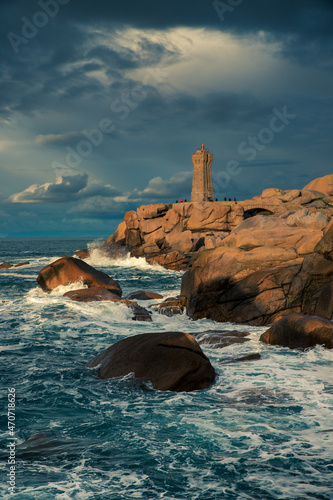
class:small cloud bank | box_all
[35,132,86,147]
[7,173,120,204]
[133,171,192,200]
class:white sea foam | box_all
[2,239,333,500]
[85,247,175,273]
[50,281,89,295]
[26,256,64,267]
[0,272,35,278]
[86,238,105,249]
[0,343,26,352]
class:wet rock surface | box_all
[63,287,152,322]
[0,261,30,269]
[37,257,122,296]
[181,207,333,325]
[0,262,13,269]
[97,174,333,273]
[86,332,216,392]
[260,313,333,349]
[150,296,187,316]
[125,290,164,300]
[191,330,251,348]
[63,287,122,302]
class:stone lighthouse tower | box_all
[191,144,214,202]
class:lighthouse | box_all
[190,144,214,202]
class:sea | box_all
[0,238,332,500]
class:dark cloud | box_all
[0,0,332,236]
[1,0,331,122]
[35,131,85,146]
[2,1,333,63]
[40,0,333,38]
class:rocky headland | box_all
[31,173,333,359]
[88,173,333,347]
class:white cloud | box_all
[67,171,194,214]
[123,27,326,99]
[6,173,120,204]
[35,131,85,146]
[134,171,192,199]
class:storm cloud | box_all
[0,0,332,236]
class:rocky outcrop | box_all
[63,287,122,302]
[86,332,216,392]
[37,257,122,296]
[303,173,333,197]
[14,261,30,267]
[74,249,90,259]
[0,262,13,269]
[222,353,261,363]
[125,290,163,300]
[0,261,30,269]
[192,330,250,348]
[150,296,187,316]
[314,221,333,255]
[181,208,333,325]
[98,175,333,271]
[63,287,151,321]
[145,250,190,271]
[260,313,333,349]
[91,174,333,326]
[220,210,326,254]
[128,303,153,322]
[100,202,245,270]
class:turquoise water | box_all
[0,238,332,499]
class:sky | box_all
[0,0,332,237]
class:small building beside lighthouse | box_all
[191,144,214,202]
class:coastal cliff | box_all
[97,174,333,326]
[100,201,244,270]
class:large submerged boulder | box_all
[0,262,13,269]
[37,257,122,296]
[63,287,122,302]
[14,261,30,267]
[260,313,333,349]
[63,287,151,321]
[1,261,30,269]
[150,296,187,316]
[125,290,163,300]
[86,332,216,392]
[192,330,251,349]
